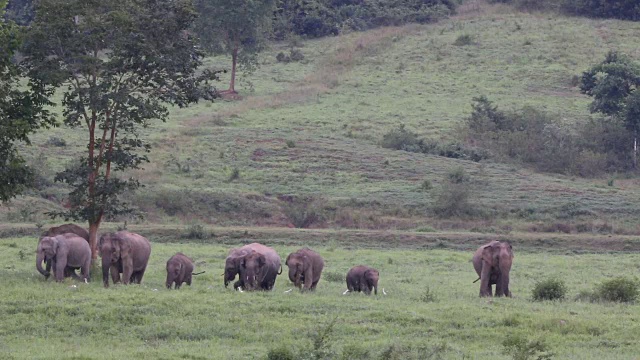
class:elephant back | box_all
[43,223,90,242]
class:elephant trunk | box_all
[102,256,111,288]
[500,272,511,297]
[36,251,49,277]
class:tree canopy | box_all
[0,0,55,202]
[194,0,276,94]
[581,51,640,167]
[23,0,218,258]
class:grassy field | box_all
[3,1,640,233]
[1,231,639,359]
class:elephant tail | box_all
[473,277,481,283]
[192,271,206,276]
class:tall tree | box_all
[581,51,640,168]
[23,0,217,260]
[194,0,275,95]
[0,0,54,202]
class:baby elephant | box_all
[285,247,324,291]
[166,253,204,289]
[346,265,379,295]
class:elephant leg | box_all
[134,267,147,284]
[45,259,52,280]
[186,275,192,286]
[54,259,66,283]
[479,265,492,297]
[110,265,121,284]
[310,280,319,291]
[81,259,90,282]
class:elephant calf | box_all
[166,252,204,289]
[346,265,379,295]
[36,234,91,282]
[472,240,514,297]
[99,231,151,288]
[285,248,324,291]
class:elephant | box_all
[345,265,379,295]
[166,252,205,289]
[99,231,151,288]
[36,234,91,282]
[285,248,324,291]
[223,243,281,291]
[472,240,513,297]
[39,223,90,279]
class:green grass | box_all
[1,235,639,359]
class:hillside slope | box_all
[5,2,640,232]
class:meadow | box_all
[1,228,639,359]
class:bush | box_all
[531,278,567,301]
[323,271,344,283]
[433,182,472,218]
[282,196,326,228]
[380,124,422,151]
[453,34,474,46]
[46,136,67,147]
[595,277,639,303]
[502,334,554,360]
[183,224,207,240]
[266,346,297,360]
[419,286,437,302]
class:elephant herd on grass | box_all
[36,223,514,297]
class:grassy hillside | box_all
[4,1,640,232]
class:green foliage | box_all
[282,196,325,228]
[273,0,455,40]
[323,271,343,282]
[23,0,218,231]
[595,277,639,303]
[531,277,567,301]
[453,34,474,46]
[380,124,422,151]
[561,0,640,21]
[277,49,306,63]
[432,167,474,218]
[183,224,208,240]
[419,286,437,303]
[267,346,297,360]
[0,2,55,202]
[194,0,276,91]
[502,334,554,360]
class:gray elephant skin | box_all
[346,265,379,295]
[166,252,203,289]
[285,247,324,291]
[99,231,151,288]
[472,240,513,297]
[36,234,91,282]
[224,243,281,291]
[40,223,90,279]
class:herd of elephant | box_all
[36,223,514,297]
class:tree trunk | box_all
[228,46,238,94]
[88,220,101,261]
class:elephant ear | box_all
[257,254,266,267]
[481,243,497,265]
[51,236,60,254]
[114,233,132,258]
[285,253,292,266]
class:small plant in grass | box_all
[380,124,422,152]
[46,136,67,147]
[420,179,433,191]
[502,334,554,360]
[595,277,639,303]
[607,179,615,187]
[286,140,296,148]
[419,286,437,303]
[531,277,567,301]
[266,345,297,360]
[228,168,241,182]
[453,34,474,46]
[184,224,207,240]
[324,271,344,283]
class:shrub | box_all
[228,168,240,182]
[282,196,325,228]
[531,278,567,301]
[420,179,433,191]
[433,182,471,218]
[419,286,437,303]
[380,124,422,151]
[323,271,344,283]
[595,277,639,303]
[447,166,468,184]
[266,346,297,360]
[340,344,370,360]
[183,224,207,240]
[502,334,554,360]
[453,34,474,46]
[46,136,67,147]
[286,140,296,148]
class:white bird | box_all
[382,288,387,295]
[284,289,293,293]
[237,287,244,293]
[342,289,349,295]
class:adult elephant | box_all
[40,223,90,279]
[224,243,281,291]
[285,248,324,291]
[346,265,379,295]
[36,234,91,282]
[99,231,151,288]
[472,240,513,297]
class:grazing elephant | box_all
[472,240,513,297]
[285,248,324,291]
[166,252,204,289]
[99,231,151,288]
[224,243,281,291]
[40,223,90,279]
[36,234,91,282]
[346,265,379,295]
